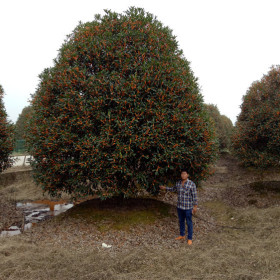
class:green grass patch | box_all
[202,200,240,225]
[58,197,172,232]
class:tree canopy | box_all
[232,65,280,167]
[14,105,33,141]
[205,104,233,153]
[0,84,14,172]
[26,7,217,199]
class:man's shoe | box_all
[175,236,186,240]
[187,240,192,245]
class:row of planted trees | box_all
[0,85,14,171]
[1,7,279,198]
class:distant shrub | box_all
[232,66,280,167]
[205,104,233,153]
[14,106,33,141]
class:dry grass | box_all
[1,210,279,280]
[1,157,280,280]
[0,167,71,202]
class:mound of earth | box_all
[221,181,280,208]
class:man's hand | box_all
[159,185,166,191]
[192,205,198,215]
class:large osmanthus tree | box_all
[26,7,217,199]
[232,65,280,167]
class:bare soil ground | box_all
[0,156,280,280]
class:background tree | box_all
[14,106,33,141]
[26,7,217,199]
[205,104,233,153]
[232,65,280,167]
[0,84,14,172]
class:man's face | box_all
[181,171,189,180]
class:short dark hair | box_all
[181,168,189,174]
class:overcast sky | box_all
[1,0,280,124]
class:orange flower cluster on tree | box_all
[232,65,280,167]
[26,7,217,199]
[0,84,14,172]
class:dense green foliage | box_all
[26,7,217,198]
[232,66,280,167]
[0,84,14,172]
[205,104,233,152]
[14,106,33,141]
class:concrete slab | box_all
[10,156,33,167]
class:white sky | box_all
[1,0,280,124]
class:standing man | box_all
[160,169,198,245]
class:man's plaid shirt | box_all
[166,179,198,210]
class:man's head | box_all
[181,169,189,180]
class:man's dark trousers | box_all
[177,208,193,240]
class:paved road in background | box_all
[10,156,33,167]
